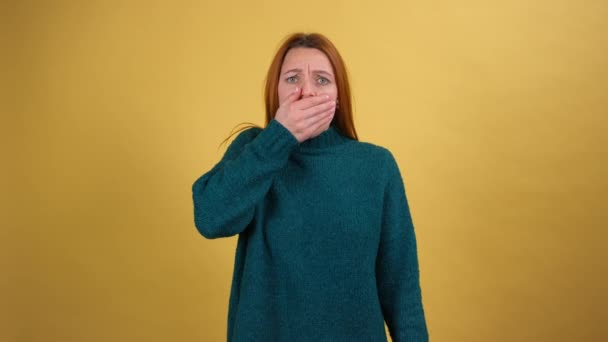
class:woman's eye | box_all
[317,77,330,85]
[286,76,298,83]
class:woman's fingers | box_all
[301,97,335,133]
[308,106,335,128]
[301,97,336,119]
[309,109,335,137]
[295,94,333,110]
[275,93,335,143]
[280,87,302,107]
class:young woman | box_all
[192,32,429,342]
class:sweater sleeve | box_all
[192,119,300,239]
[376,149,429,342]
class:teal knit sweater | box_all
[192,119,429,341]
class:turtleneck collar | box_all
[297,121,351,151]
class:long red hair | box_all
[221,32,358,147]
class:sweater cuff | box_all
[250,119,299,160]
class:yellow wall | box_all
[4,0,607,341]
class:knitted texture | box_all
[192,119,429,341]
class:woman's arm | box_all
[376,150,429,341]
[192,119,299,239]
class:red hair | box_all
[221,32,358,147]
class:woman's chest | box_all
[256,161,385,269]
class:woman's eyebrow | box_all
[282,68,334,76]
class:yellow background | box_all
[3,0,607,341]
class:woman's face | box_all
[278,47,338,104]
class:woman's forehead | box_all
[281,48,333,73]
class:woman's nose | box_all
[301,77,316,97]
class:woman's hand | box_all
[274,87,336,143]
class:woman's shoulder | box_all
[349,139,395,160]
[344,140,400,175]
[219,125,264,159]
[229,125,264,146]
